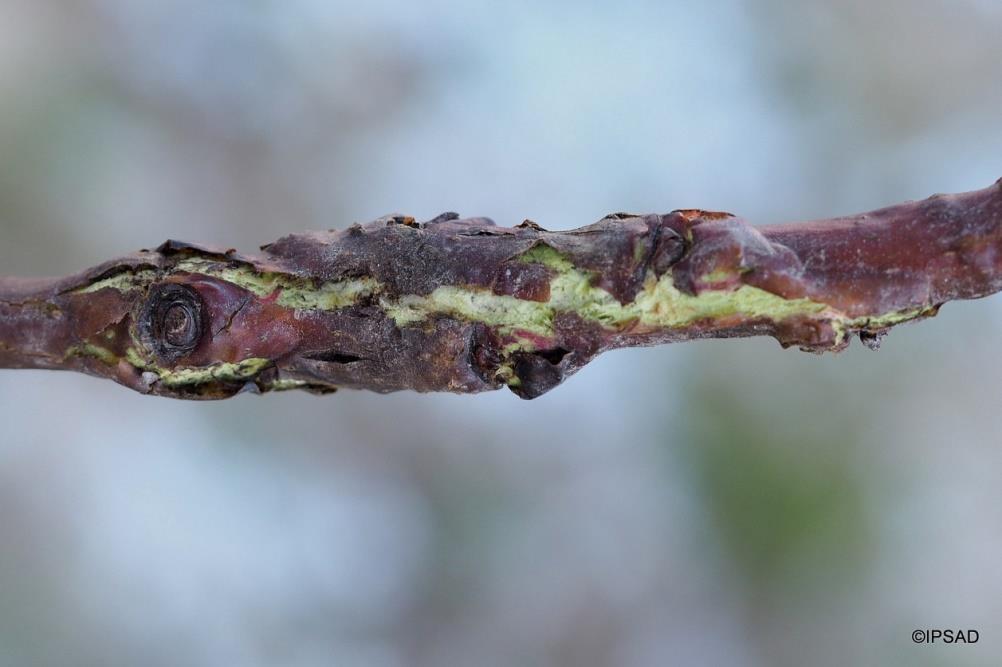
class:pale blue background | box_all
[1,1,1001,665]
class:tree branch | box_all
[2,180,1001,399]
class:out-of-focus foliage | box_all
[1,1,1001,665]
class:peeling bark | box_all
[2,180,1002,400]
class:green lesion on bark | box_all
[173,258,381,311]
[66,340,278,389]
[384,287,554,334]
[2,179,1002,399]
[143,357,273,388]
[72,269,158,295]
[59,245,850,350]
[384,245,836,343]
[64,342,119,366]
[843,306,940,334]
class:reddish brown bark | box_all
[2,180,1001,400]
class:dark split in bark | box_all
[2,180,1001,400]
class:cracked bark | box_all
[2,180,1002,400]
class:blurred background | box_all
[1,1,1001,665]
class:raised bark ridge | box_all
[2,180,1001,400]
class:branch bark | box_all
[2,180,1001,399]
